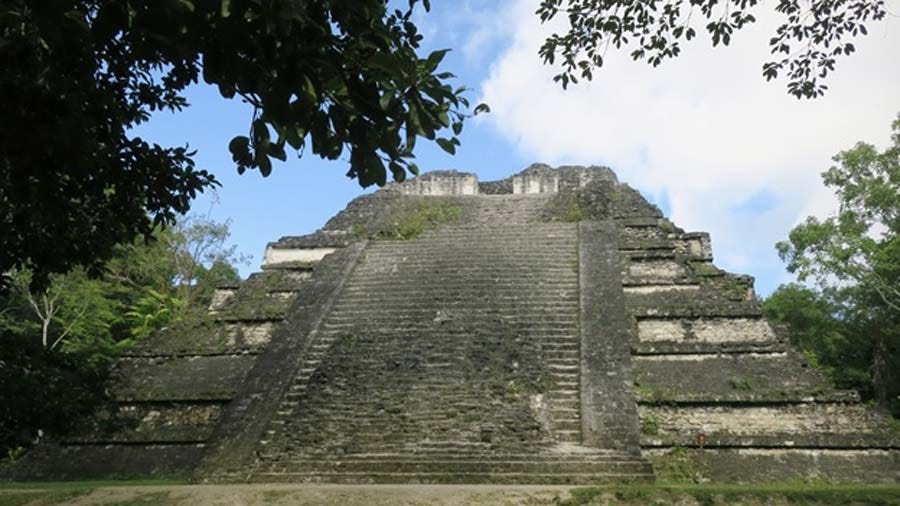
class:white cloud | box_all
[413,1,517,66]
[479,0,900,294]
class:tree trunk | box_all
[872,332,889,408]
[42,318,50,349]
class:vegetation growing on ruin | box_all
[542,193,585,223]
[350,223,369,240]
[640,414,660,435]
[634,384,664,403]
[658,219,677,234]
[689,261,723,277]
[562,199,584,223]
[377,201,463,240]
[649,446,709,483]
[727,377,755,391]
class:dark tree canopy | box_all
[537,0,888,98]
[1,0,480,288]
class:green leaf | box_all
[407,104,425,136]
[436,138,456,155]
[301,75,317,103]
[473,103,491,115]
[389,161,406,182]
[425,49,451,72]
[379,91,394,111]
[269,142,287,162]
[367,156,387,186]
[285,127,306,149]
[437,111,450,127]
[257,153,272,177]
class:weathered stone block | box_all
[640,404,900,448]
[393,170,479,196]
[646,448,900,483]
[633,352,831,402]
[110,355,255,401]
[637,317,777,344]
[66,403,222,444]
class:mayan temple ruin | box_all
[7,164,899,484]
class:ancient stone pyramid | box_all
[8,165,899,483]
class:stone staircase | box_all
[248,195,653,483]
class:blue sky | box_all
[134,0,900,297]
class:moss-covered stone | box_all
[375,199,463,240]
[109,355,255,401]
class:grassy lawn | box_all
[0,482,898,505]
[0,481,184,506]
[563,483,900,505]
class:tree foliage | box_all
[1,0,482,288]
[0,213,243,455]
[777,113,900,314]
[536,0,888,98]
[0,332,109,459]
[770,113,900,410]
[763,284,874,397]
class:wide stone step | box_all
[354,266,567,275]
[335,289,578,299]
[351,271,578,279]
[248,470,652,485]
[362,247,577,256]
[544,350,580,359]
[259,448,638,460]
[339,282,578,291]
[550,420,582,432]
[547,397,580,408]
[318,322,579,330]
[329,299,579,307]
[323,308,579,318]
[357,254,578,262]
[257,459,652,475]
[324,307,579,317]
[375,229,574,236]
[366,234,576,243]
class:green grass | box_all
[1,481,898,506]
[97,491,172,506]
[560,483,900,506]
[0,489,90,506]
[0,480,186,490]
[0,481,183,506]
